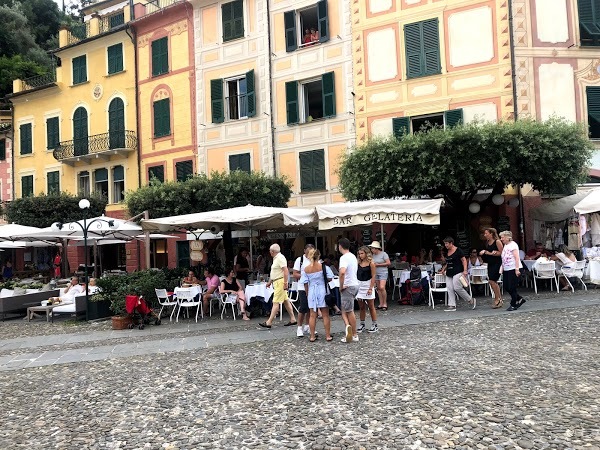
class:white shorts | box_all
[356,280,375,299]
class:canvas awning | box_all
[574,188,600,214]
[529,191,591,222]
[315,198,443,230]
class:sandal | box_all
[381,307,388,311]
[309,336,319,342]
[325,336,333,342]
[284,321,297,326]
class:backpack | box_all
[409,266,421,281]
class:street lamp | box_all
[51,199,119,310]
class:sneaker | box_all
[352,335,359,342]
[357,324,366,333]
[302,325,310,334]
[344,324,352,342]
[518,298,527,307]
[507,306,517,311]
[296,327,304,338]
[444,307,457,312]
[368,324,378,333]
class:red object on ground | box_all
[125,295,152,315]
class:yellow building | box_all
[352,0,513,142]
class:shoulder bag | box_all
[322,264,336,308]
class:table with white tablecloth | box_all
[244,283,274,305]
[392,270,429,284]
[522,260,536,271]
[174,285,203,299]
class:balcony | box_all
[66,22,91,46]
[59,7,130,48]
[14,70,57,94]
[53,130,137,165]
[99,11,125,34]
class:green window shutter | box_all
[246,69,256,117]
[317,0,329,43]
[229,153,251,173]
[176,160,194,181]
[151,37,168,76]
[0,139,5,160]
[113,165,124,180]
[232,0,244,39]
[587,86,600,138]
[300,150,326,192]
[107,43,123,74]
[422,19,440,76]
[73,55,87,84]
[579,0,594,21]
[46,117,60,150]
[392,117,410,139]
[444,109,463,128]
[404,23,423,79]
[153,98,171,138]
[222,2,233,41]
[109,98,126,148]
[322,72,336,118]
[284,10,297,52]
[312,149,326,190]
[95,168,108,182]
[47,171,60,195]
[148,166,165,183]
[285,80,299,125]
[20,123,32,155]
[211,79,224,123]
[299,151,313,191]
[22,175,33,197]
[73,107,88,156]
[579,0,600,45]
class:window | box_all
[20,123,32,155]
[148,165,165,183]
[47,171,60,195]
[579,0,600,46]
[404,19,441,79]
[107,43,123,74]
[94,168,108,198]
[587,86,600,138]
[78,171,90,196]
[46,117,60,150]
[153,98,171,138]
[392,109,463,138]
[211,70,256,122]
[284,0,329,52]
[0,139,5,160]
[222,0,244,42]
[73,107,88,156]
[108,98,125,148]
[113,165,124,203]
[285,71,335,125]
[176,240,190,268]
[299,150,326,192]
[176,160,193,182]
[21,175,34,197]
[72,55,87,84]
[229,153,251,173]
[151,37,169,76]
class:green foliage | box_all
[339,118,594,210]
[5,192,107,228]
[126,171,292,219]
[93,269,183,316]
[0,55,48,99]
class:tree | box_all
[5,193,107,228]
[338,118,594,211]
[0,0,62,50]
[0,55,48,99]
[126,171,292,219]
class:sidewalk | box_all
[1,290,599,371]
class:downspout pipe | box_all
[266,0,277,177]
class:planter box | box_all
[86,298,112,321]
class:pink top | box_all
[206,274,220,290]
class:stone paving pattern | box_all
[0,290,598,449]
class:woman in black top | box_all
[440,237,476,311]
[220,266,250,320]
[479,227,504,309]
[235,249,250,284]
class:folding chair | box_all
[468,266,489,297]
[175,288,202,322]
[428,273,448,309]
[155,288,178,322]
[220,292,239,320]
[392,271,403,301]
[533,261,558,293]
[557,260,587,292]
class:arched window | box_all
[73,107,88,156]
[108,98,125,149]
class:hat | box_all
[369,241,382,250]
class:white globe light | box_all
[79,198,91,210]
[492,194,505,206]
[468,202,481,214]
[51,222,62,231]
[507,198,520,208]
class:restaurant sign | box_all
[319,211,440,230]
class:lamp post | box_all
[51,199,119,310]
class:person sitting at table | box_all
[82,277,99,294]
[2,260,13,280]
[525,242,553,260]
[416,248,432,265]
[467,248,483,271]
[550,245,578,290]
[234,249,250,285]
[182,269,200,286]
[202,267,221,314]
[48,276,84,304]
[220,266,250,320]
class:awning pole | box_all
[249,226,254,271]
[380,223,385,252]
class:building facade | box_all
[0,109,13,208]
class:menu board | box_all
[497,216,511,233]
[362,228,372,245]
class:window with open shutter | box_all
[211,79,224,123]
[317,0,329,42]
[245,70,256,117]
[284,10,297,52]
[579,0,600,46]
[151,37,168,76]
[46,117,60,150]
[94,168,109,198]
[299,149,326,192]
[47,171,60,195]
[322,72,336,118]
[148,165,165,183]
[153,98,171,138]
[0,139,5,160]
[404,19,440,79]
[229,153,251,173]
[20,123,32,155]
[113,165,125,203]
[22,175,33,197]
[444,109,463,128]
[222,0,244,42]
[72,55,87,84]
[107,43,123,74]
[392,117,411,139]
[176,160,194,181]
[286,81,299,125]
[587,86,600,138]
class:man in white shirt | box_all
[338,238,359,343]
[293,243,314,338]
[48,276,84,304]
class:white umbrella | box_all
[0,241,59,248]
[574,188,600,214]
[16,216,143,240]
[0,223,46,241]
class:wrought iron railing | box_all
[99,10,125,34]
[19,71,56,92]
[225,94,248,120]
[53,130,137,161]
[67,22,91,45]
[142,0,185,15]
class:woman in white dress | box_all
[356,246,378,333]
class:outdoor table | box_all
[27,305,58,323]
[174,285,203,299]
[522,260,536,271]
[588,260,600,284]
[244,283,273,306]
[392,270,429,284]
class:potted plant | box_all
[94,275,131,329]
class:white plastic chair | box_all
[208,288,221,317]
[533,261,558,293]
[557,260,587,292]
[469,266,489,297]
[155,288,178,322]
[392,271,403,300]
[175,288,202,322]
[428,273,448,309]
[287,281,300,315]
[219,292,239,320]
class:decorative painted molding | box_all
[153,89,170,102]
[92,84,103,101]
[577,59,600,82]
[138,20,188,48]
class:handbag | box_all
[322,265,336,308]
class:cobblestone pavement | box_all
[0,291,599,449]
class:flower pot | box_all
[87,298,112,321]
[111,315,132,330]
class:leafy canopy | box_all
[126,171,292,219]
[338,118,594,209]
